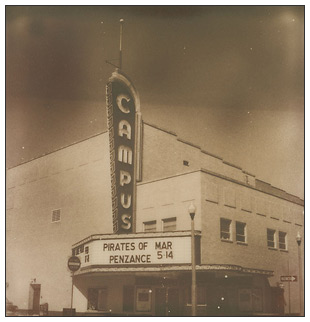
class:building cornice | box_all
[137,169,304,206]
[201,168,304,206]
[6,131,108,170]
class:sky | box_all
[5,5,304,199]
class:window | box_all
[88,288,108,311]
[136,288,152,312]
[74,245,84,255]
[143,220,156,232]
[220,218,232,240]
[52,209,60,223]
[162,217,177,232]
[85,246,90,263]
[236,221,246,243]
[279,231,287,250]
[267,229,276,248]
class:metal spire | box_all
[119,19,124,70]
[105,19,125,70]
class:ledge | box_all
[221,239,233,244]
[205,199,219,204]
[283,220,292,224]
[241,208,252,213]
[222,160,243,170]
[236,242,248,246]
[270,217,280,221]
[224,204,237,209]
[256,213,266,217]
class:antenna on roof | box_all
[119,18,124,70]
[106,19,124,70]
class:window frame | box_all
[236,221,247,244]
[162,217,177,232]
[220,218,232,241]
[136,287,152,312]
[143,220,157,233]
[267,228,276,248]
[51,209,61,223]
[278,231,287,250]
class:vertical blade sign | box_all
[106,74,136,234]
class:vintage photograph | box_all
[6,5,304,316]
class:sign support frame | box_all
[71,271,74,311]
[67,256,81,314]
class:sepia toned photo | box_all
[6,5,304,317]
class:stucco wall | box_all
[6,133,112,311]
[136,171,202,232]
[6,123,303,314]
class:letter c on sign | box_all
[116,94,131,114]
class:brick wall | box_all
[142,122,255,187]
[200,171,304,314]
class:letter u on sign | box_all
[121,193,132,209]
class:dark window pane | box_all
[163,218,176,231]
[138,292,149,302]
[279,231,287,250]
[267,229,276,248]
[237,235,246,242]
[220,219,231,240]
[236,222,246,242]
[88,289,98,310]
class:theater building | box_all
[6,71,304,316]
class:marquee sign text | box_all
[77,236,192,267]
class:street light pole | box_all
[296,232,303,316]
[188,203,197,317]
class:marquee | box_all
[75,235,192,268]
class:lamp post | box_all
[296,232,303,316]
[188,203,197,316]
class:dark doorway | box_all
[155,288,166,316]
[155,288,180,316]
[167,288,180,316]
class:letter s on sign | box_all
[121,214,132,230]
[116,94,131,114]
